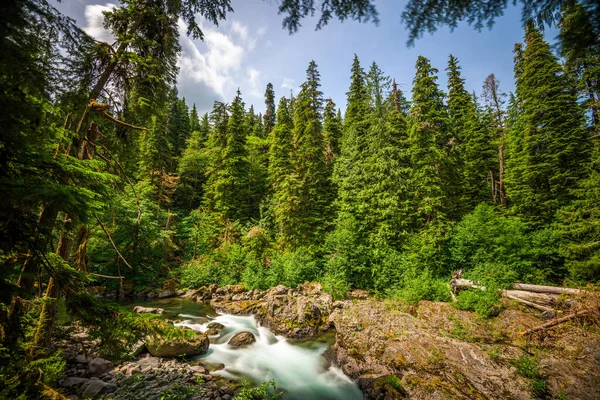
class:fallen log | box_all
[511,283,582,296]
[451,278,485,291]
[503,293,554,313]
[519,309,592,336]
[503,290,558,307]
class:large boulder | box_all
[87,358,113,377]
[81,378,117,399]
[60,377,89,391]
[228,332,256,348]
[133,306,164,314]
[206,322,225,336]
[146,332,209,358]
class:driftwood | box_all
[520,310,592,336]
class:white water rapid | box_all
[176,313,363,400]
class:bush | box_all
[234,380,282,400]
[321,270,350,300]
[449,204,564,286]
[454,288,500,318]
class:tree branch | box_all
[94,214,133,269]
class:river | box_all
[123,297,363,400]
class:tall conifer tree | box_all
[367,61,391,117]
[408,56,450,225]
[323,98,343,165]
[446,55,494,213]
[264,82,276,135]
[190,104,201,132]
[506,23,590,226]
[558,0,599,130]
[277,61,329,246]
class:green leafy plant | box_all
[233,380,282,400]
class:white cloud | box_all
[178,19,266,108]
[83,3,117,43]
[247,68,262,97]
[281,77,295,90]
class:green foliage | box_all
[276,61,330,247]
[158,383,203,399]
[511,354,549,398]
[234,380,282,400]
[557,147,600,282]
[449,203,564,284]
[506,23,590,227]
[0,348,66,400]
[385,374,407,396]
[454,288,500,318]
[408,56,450,226]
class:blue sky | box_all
[54,0,559,115]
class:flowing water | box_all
[123,298,363,400]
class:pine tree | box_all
[557,145,600,281]
[204,101,229,215]
[167,95,191,163]
[408,56,450,225]
[482,73,508,206]
[344,54,371,126]
[246,106,269,220]
[268,97,294,190]
[367,61,391,117]
[506,23,591,226]
[558,0,600,130]
[323,98,343,165]
[190,103,201,132]
[388,79,410,116]
[216,89,250,221]
[264,82,276,135]
[334,55,372,221]
[277,61,329,246]
[177,112,210,210]
[446,55,494,213]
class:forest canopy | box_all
[1,0,599,398]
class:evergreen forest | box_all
[1,0,599,398]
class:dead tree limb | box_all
[90,273,123,279]
[85,138,141,224]
[94,215,133,269]
[519,310,593,336]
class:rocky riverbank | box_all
[190,282,600,400]
[64,282,600,399]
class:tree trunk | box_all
[29,225,72,358]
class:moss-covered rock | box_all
[146,332,209,358]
